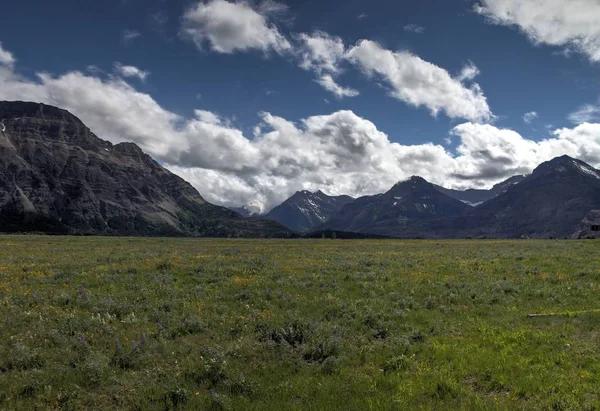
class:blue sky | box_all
[0,0,599,212]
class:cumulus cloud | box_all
[297,31,346,75]
[114,63,149,81]
[475,0,600,62]
[296,31,358,98]
[0,42,15,66]
[179,6,494,117]
[523,111,538,123]
[296,34,491,111]
[450,122,600,182]
[181,0,291,54]
[347,40,493,122]
[315,74,359,98]
[1,42,598,213]
[404,24,425,34]
[569,104,600,124]
[172,116,600,212]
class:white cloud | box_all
[297,31,346,75]
[523,111,538,123]
[179,8,493,116]
[195,110,222,125]
[457,61,480,82]
[121,30,141,45]
[475,0,600,62]
[0,42,15,66]
[347,40,493,122]
[357,13,368,20]
[2,42,599,214]
[450,122,600,182]
[404,24,425,34]
[296,31,359,98]
[114,63,149,81]
[315,74,359,98]
[181,0,291,54]
[568,104,600,124]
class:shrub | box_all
[381,355,410,374]
[80,352,111,387]
[5,344,44,371]
[303,338,339,363]
[163,388,191,410]
[258,320,310,347]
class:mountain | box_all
[460,155,600,238]
[323,157,600,239]
[0,101,290,237]
[434,175,527,206]
[395,156,600,239]
[264,190,354,232]
[322,176,471,235]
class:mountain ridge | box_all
[335,156,600,238]
[322,176,471,234]
[0,101,290,237]
[264,190,353,232]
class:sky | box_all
[0,0,599,213]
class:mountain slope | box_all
[466,155,600,238]
[264,190,353,232]
[404,156,600,239]
[434,175,527,206]
[0,101,290,237]
[322,176,471,235]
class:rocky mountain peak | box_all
[0,100,290,237]
[0,100,102,148]
[390,175,437,196]
[0,101,85,125]
[532,155,600,180]
[264,189,354,232]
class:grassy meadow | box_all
[1,236,600,410]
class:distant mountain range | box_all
[2,101,599,239]
[322,176,471,233]
[322,156,600,239]
[258,175,528,232]
[0,101,290,237]
[229,157,600,239]
[263,190,353,232]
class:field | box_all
[1,237,600,410]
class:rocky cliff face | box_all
[0,101,290,237]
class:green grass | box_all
[1,236,600,410]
